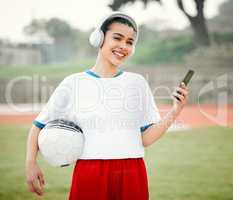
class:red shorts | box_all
[69,158,149,200]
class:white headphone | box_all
[89,11,138,54]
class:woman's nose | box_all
[119,41,128,50]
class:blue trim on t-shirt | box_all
[85,70,100,78]
[140,123,154,133]
[85,69,124,78]
[33,120,46,129]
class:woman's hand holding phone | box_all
[172,82,189,114]
[171,70,194,115]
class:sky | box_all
[0,0,226,42]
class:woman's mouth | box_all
[112,50,126,59]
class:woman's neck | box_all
[90,53,120,78]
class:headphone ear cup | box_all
[131,46,135,56]
[89,29,105,48]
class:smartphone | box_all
[175,70,195,101]
[181,70,194,86]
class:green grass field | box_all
[0,125,232,200]
[0,59,95,79]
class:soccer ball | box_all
[38,119,84,167]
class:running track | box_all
[0,104,232,128]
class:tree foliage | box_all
[24,18,74,41]
[108,0,210,46]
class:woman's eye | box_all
[113,37,133,45]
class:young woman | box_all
[25,12,188,200]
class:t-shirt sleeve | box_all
[33,76,73,129]
[140,77,161,133]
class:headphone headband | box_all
[98,12,138,33]
[89,12,138,48]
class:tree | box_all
[108,0,210,46]
[24,18,74,42]
[24,19,46,36]
[218,0,233,19]
[24,18,80,63]
[212,0,233,31]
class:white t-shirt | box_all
[34,70,161,159]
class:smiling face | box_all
[100,22,137,67]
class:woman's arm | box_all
[142,83,188,147]
[25,124,45,196]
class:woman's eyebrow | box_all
[113,33,134,41]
